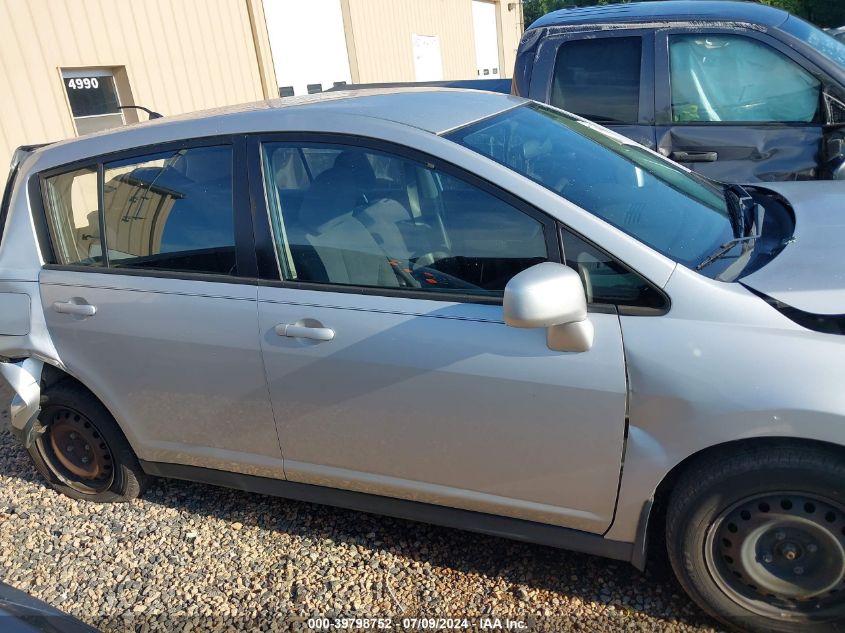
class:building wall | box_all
[343,0,522,84]
[497,0,525,78]
[0,0,273,170]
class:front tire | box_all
[27,381,149,503]
[667,442,845,633]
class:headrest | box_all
[297,166,360,231]
[333,150,376,190]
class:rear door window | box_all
[551,36,643,124]
[102,146,236,275]
[42,144,238,276]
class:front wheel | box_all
[667,443,845,633]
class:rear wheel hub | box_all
[38,408,114,494]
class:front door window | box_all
[262,143,549,297]
[669,34,821,123]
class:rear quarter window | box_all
[42,166,103,267]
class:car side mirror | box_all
[504,262,594,353]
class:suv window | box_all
[670,34,821,123]
[262,142,549,297]
[551,36,642,124]
[42,166,102,267]
[562,228,666,311]
[101,145,236,275]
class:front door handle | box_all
[53,300,97,318]
[670,151,719,163]
[274,323,335,342]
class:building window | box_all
[62,68,126,135]
[279,86,295,98]
[306,83,323,94]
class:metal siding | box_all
[346,0,521,84]
[0,0,267,170]
[348,0,477,83]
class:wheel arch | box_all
[635,436,845,571]
[39,363,142,455]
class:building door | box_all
[263,0,352,96]
[472,1,501,79]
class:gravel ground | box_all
[0,381,723,632]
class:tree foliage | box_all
[522,0,845,29]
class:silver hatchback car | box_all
[0,90,843,633]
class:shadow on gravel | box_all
[146,481,717,626]
[0,389,718,631]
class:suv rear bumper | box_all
[0,358,43,447]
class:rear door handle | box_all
[670,151,719,163]
[274,323,335,342]
[53,300,97,317]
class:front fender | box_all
[606,268,845,545]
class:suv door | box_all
[529,29,656,149]
[655,27,826,182]
[36,139,282,477]
[251,136,627,534]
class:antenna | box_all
[118,105,163,120]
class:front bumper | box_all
[0,358,43,447]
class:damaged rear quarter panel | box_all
[0,154,64,440]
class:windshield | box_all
[781,16,845,68]
[446,103,734,271]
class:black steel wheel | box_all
[25,380,149,502]
[667,442,845,633]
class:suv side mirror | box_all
[504,262,594,353]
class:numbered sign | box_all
[63,72,121,118]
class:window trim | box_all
[34,135,257,282]
[247,132,562,306]
[655,26,829,127]
[560,223,670,316]
[531,29,656,126]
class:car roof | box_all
[26,88,525,170]
[76,88,524,142]
[528,1,790,30]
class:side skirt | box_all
[140,460,635,564]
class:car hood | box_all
[740,181,845,316]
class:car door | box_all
[655,27,826,182]
[251,135,628,534]
[36,138,282,478]
[528,29,657,150]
